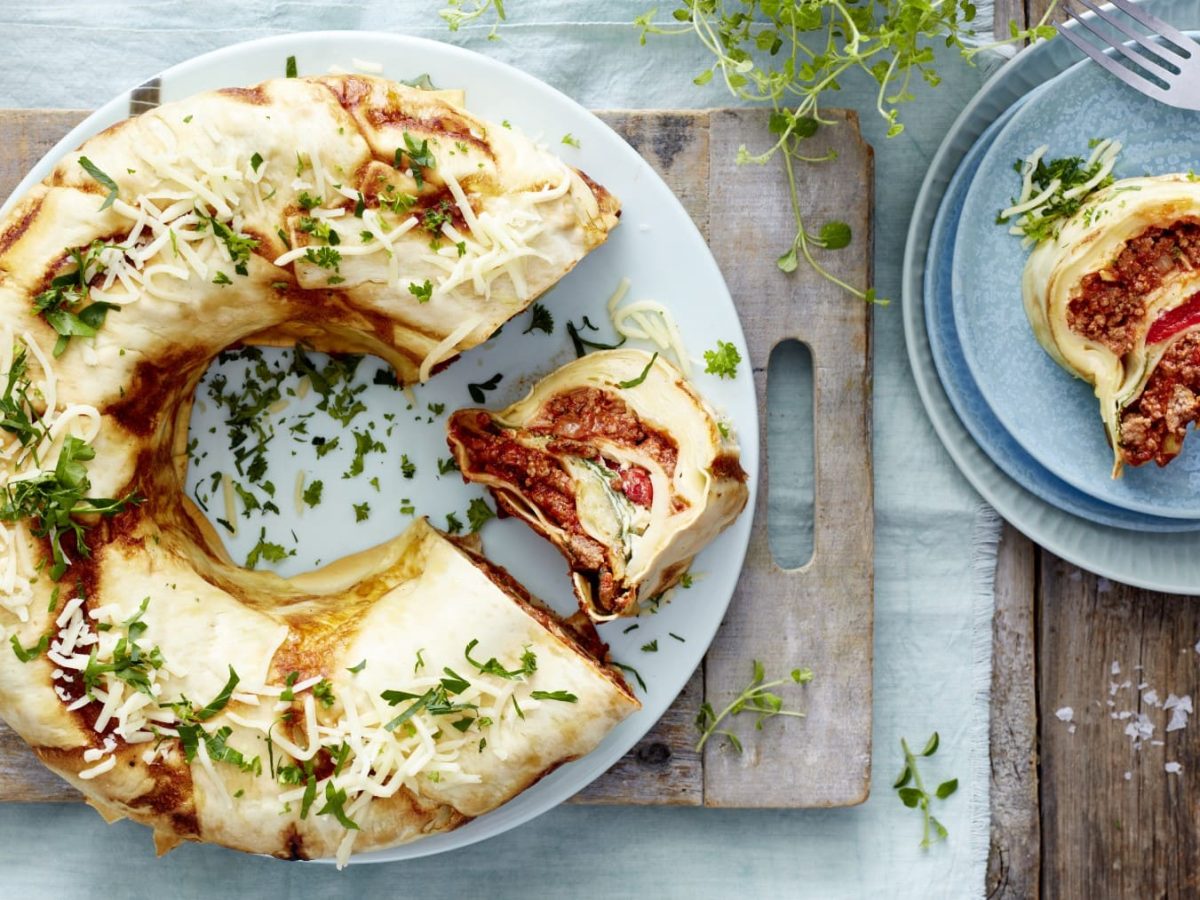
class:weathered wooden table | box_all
[986,3,1200,896]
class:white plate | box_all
[3,32,757,862]
[903,0,1200,595]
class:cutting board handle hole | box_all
[766,339,814,570]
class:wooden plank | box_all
[701,109,874,807]
[1039,554,1200,897]
[0,109,86,201]
[986,524,1041,900]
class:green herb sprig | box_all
[0,436,139,580]
[695,659,812,753]
[635,1,1059,302]
[32,241,120,357]
[894,732,958,848]
[441,0,507,38]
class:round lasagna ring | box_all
[0,75,633,863]
[1024,174,1200,475]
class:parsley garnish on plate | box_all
[561,133,581,149]
[997,139,1122,245]
[467,497,494,532]
[523,302,554,335]
[302,479,323,508]
[467,373,502,404]
[703,341,741,379]
[244,526,294,569]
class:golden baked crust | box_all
[0,75,629,864]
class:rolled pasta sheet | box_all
[447,349,749,620]
[1023,174,1200,475]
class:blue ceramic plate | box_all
[952,38,1200,519]
[904,0,1200,595]
[925,79,1200,533]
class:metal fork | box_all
[1059,0,1200,111]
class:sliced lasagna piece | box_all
[1024,174,1200,474]
[447,349,748,620]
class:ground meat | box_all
[526,387,679,475]
[449,411,610,587]
[1068,219,1200,356]
[1119,330,1200,466]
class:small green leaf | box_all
[936,778,958,799]
[893,765,912,789]
[898,787,924,809]
[777,247,798,273]
[921,732,940,756]
[930,815,949,840]
[818,221,852,250]
[791,667,813,684]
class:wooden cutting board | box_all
[0,108,873,808]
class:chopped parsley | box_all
[561,133,581,149]
[297,190,322,211]
[312,679,336,708]
[530,690,578,703]
[464,638,536,679]
[244,526,294,569]
[303,246,342,273]
[212,270,232,286]
[997,140,1121,244]
[703,340,741,379]
[302,479,323,507]
[641,639,658,653]
[78,156,119,210]
[467,372,502,404]
[467,497,494,532]
[408,279,433,303]
[444,512,464,534]
[32,240,120,357]
[285,55,298,78]
[10,633,49,663]
[250,151,264,173]
[353,501,370,522]
[395,132,436,189]
[523,302,554,335]
[196,209,259,276]
[400,455,416,479]
[617,352,657,389]
[0,435,138,579]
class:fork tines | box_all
[1059,0,1200,112]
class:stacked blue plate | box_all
[926,55,1200,533]
[904,1,1200,593]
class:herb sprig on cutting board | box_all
[635,1,1058,302]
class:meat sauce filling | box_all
[1068,219,1200,356]
[449,388,680,612]
[1119,330,1200,467]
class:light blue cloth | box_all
[0,3,999,897]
